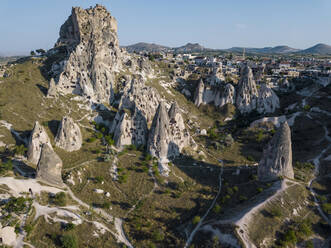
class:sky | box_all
[1,0,331,55]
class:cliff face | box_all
[49,5,121,103]
[258,121,294,181]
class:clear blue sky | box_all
[1,0,331,55]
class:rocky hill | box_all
[0,4,330,248]
[124,42,171,53]
[228,45,300,54]
[298,43,331,55]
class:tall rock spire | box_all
[27,121,52,165]
[258,121,294,182]
[194,78,205,107]
[49,5,121,103]
[236,65,259,114]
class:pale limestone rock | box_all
[36,143,64,187]
[55,116,82,152]
[0,226,16,246]
[256,84,280,114]
[236,65,259,114]
[46,78,58,98]
[27,121,52,165]
[194,79,204,107]
[147,101,170,161]
[50,5,121,103]
[258,122,294,182]
[148,101,191,175]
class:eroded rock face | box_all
[27,121,52,165]
[215,83,236,107]
[147,101,170,160]
[168,102,190,157]
[256,84,280,114]
[258,121,294,182]
[55,116,82,152]
[110,76,159,148]
[236,65,259,114]
[36,143,64,187]
[194,79,205,107]
[50,5,121,103]
[148,101,191,175]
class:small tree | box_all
[30,51,36,56]
[36,49,46,55]
[192,216,201,225]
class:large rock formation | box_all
[236,65,259,114]
[36,143,64,187]
[194,79,205,107]
[168,102,190,156]
[147,101,170,161]
[27,121,52,165]
[256,84,280,114]
[148,101,191,175]
[49,5,121,103]
[55,116,82,152]
[194,78,235,109]
[215,83,236,107]
[258,121,294,182]
[236,65,279,114]
[110,76,160,147]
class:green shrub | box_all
[270,208,282,218]
[64,223,75,231]
[54,192,66,206]
[239,195,248,202]
[322,203,331,214]
[282,229,297,244]
[213,204,221,214]
[61,234,78,248]
[192,216,201,225]
[152,229,164,242]
[0,160,13,173]
[4,197,27,213]
[87,137,96,143]
[94,176,104,184]
[24,224,33,235]
[246,155,255,162]
[15,144,27,156]
[102,202,111,209]
[257,187,263,193]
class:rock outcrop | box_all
[147,101,170,162]
[46,78,57,98]
[55,116,82,151]
[236,65,279,114]
[258,121,294,182]
[110,76,160,147]
[168,102,190,156]
[256,84,280,114]
[49,5,121,103]
[36,143,64,187]
[27,121,52,165]
[194,79,205,107]
[236,65,259,114]
[194,78,235,109]
[148,101,191,175]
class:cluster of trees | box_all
[30,49,46,56]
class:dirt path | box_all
[183,162,223,248]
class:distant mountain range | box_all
[227,46,300,54]
[124,42,331,55]
[123,43,211,54]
